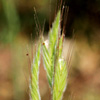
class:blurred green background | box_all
[0,0,100,100]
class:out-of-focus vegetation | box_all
[0,0,100,100]
[0,0,20,43]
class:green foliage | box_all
[30,43,41,100]
[30,10,68,100]
[1,0,20,43]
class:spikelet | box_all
[30,10,68,100]
[30,43,41,100]
[42,11,60,88]
[42,10,68,100]
[53,58,67,100]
